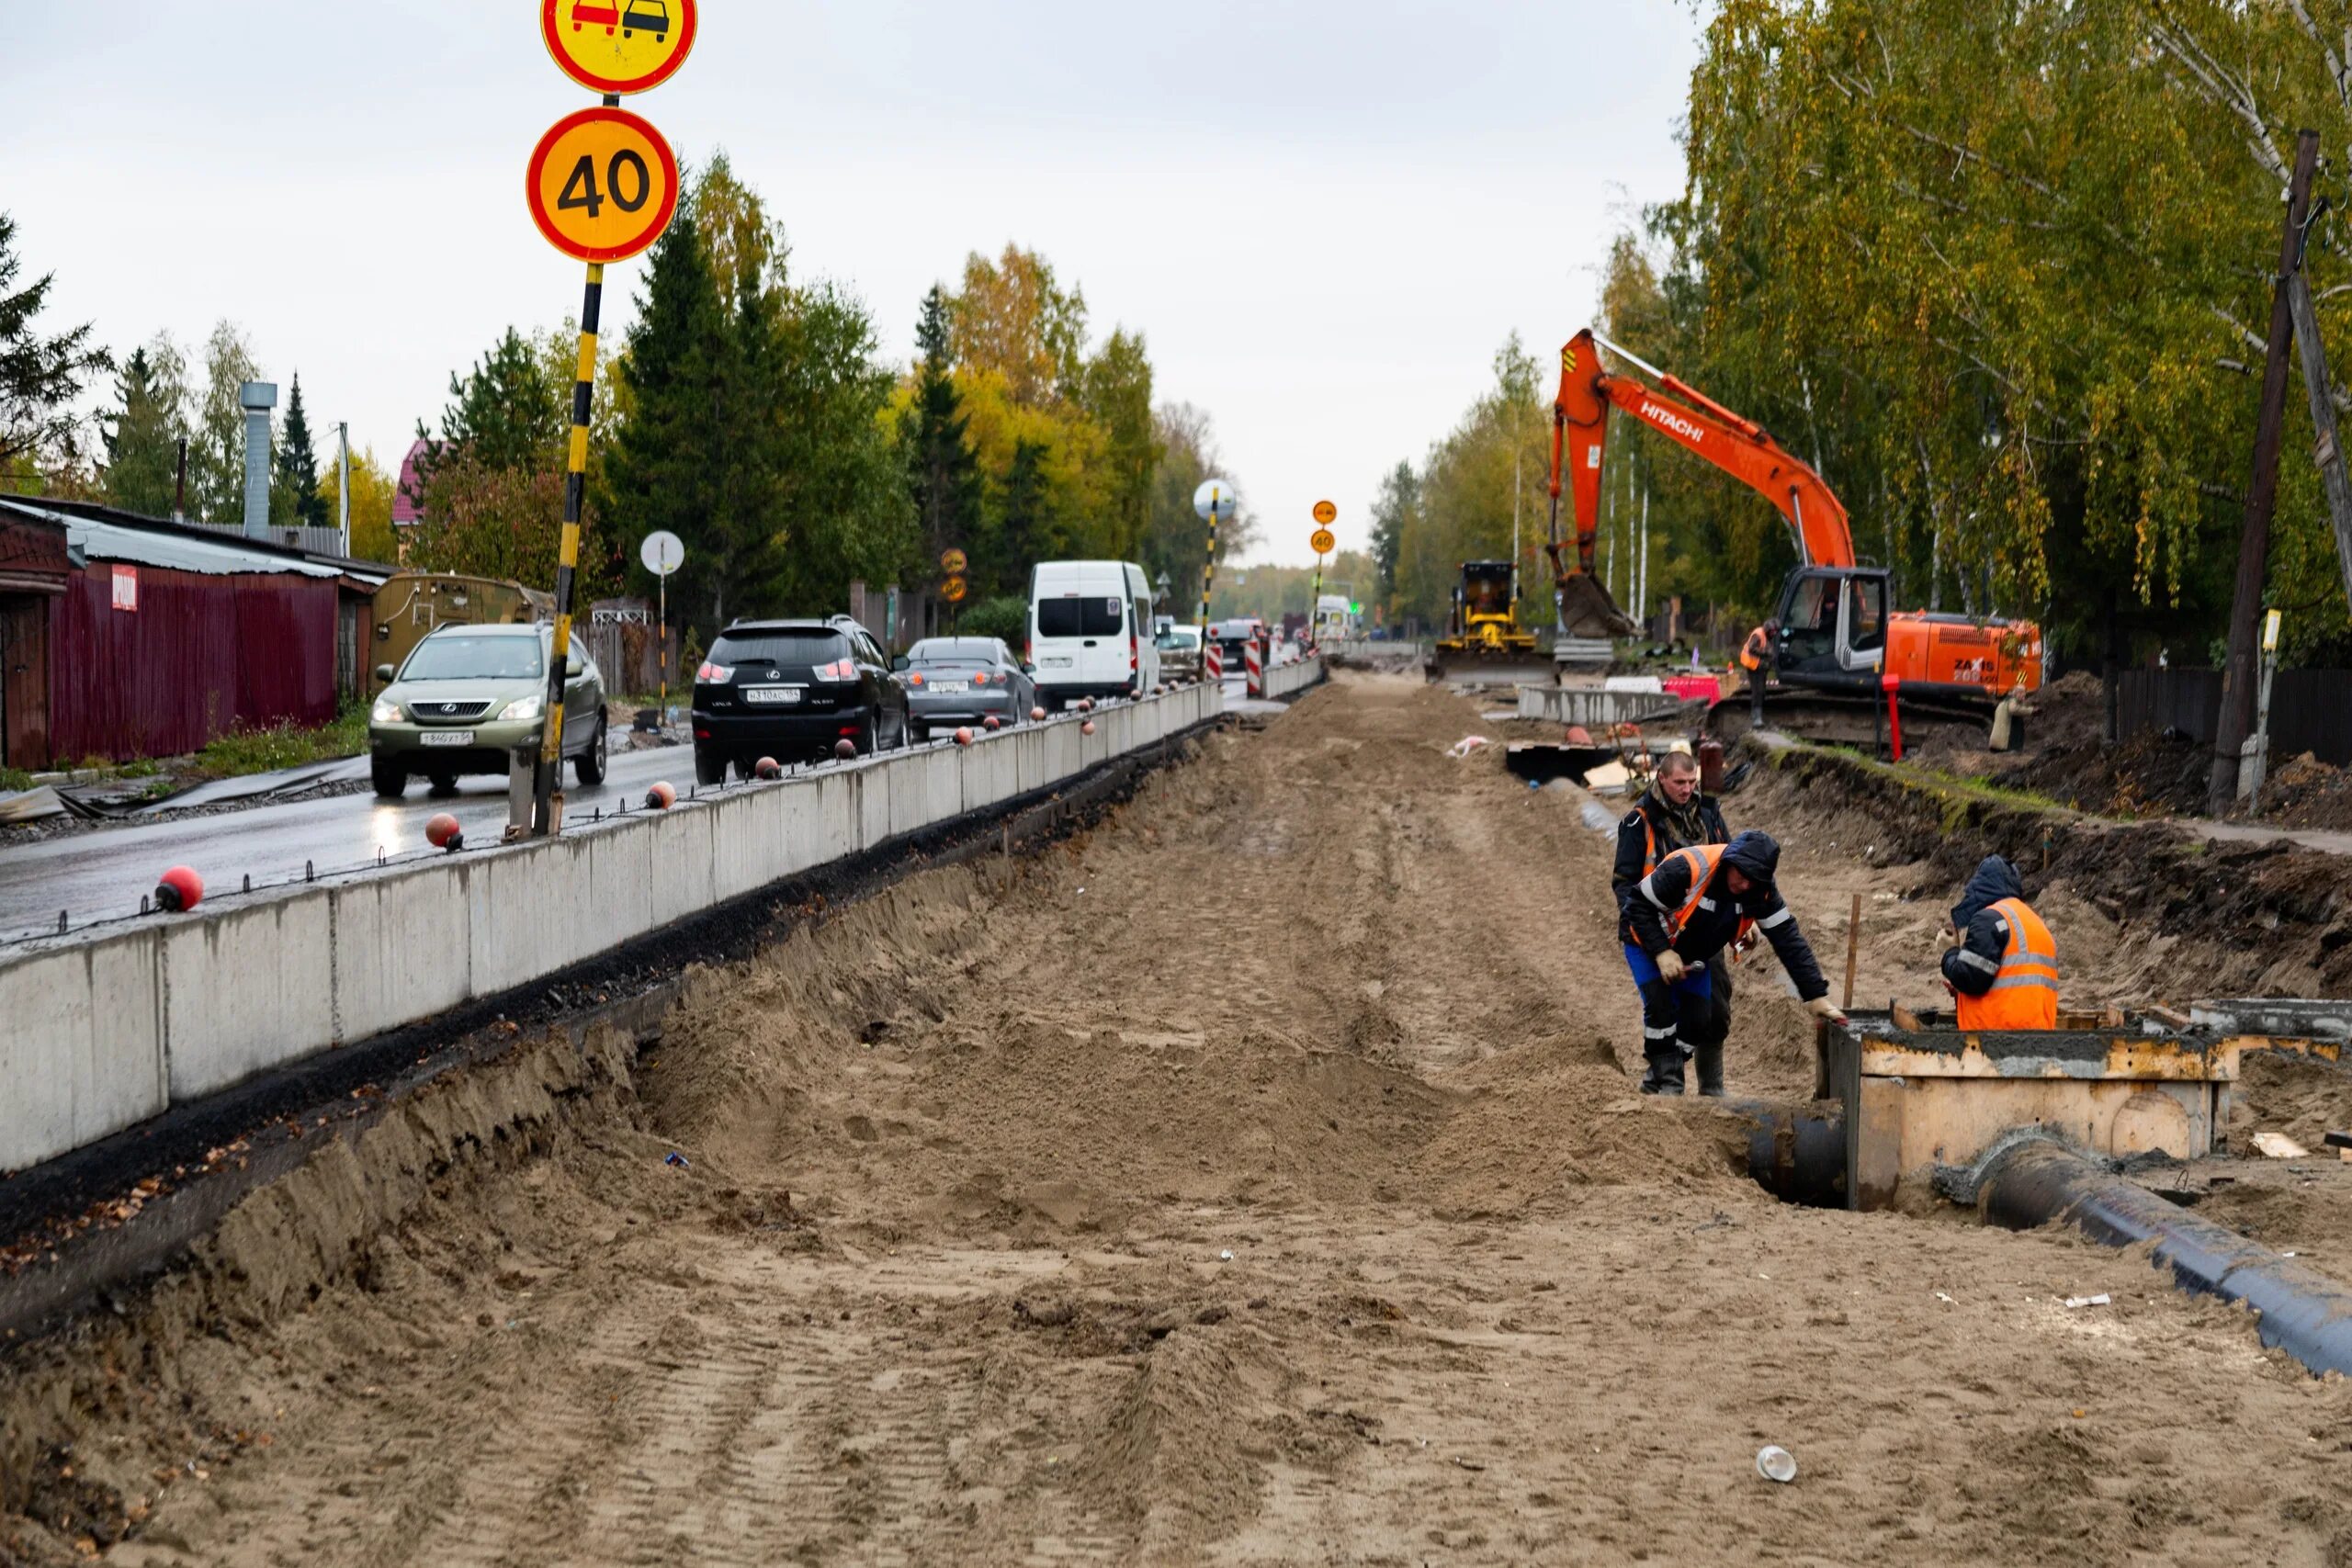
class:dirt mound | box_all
[2261,751,2352,830]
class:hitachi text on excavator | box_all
[1550,329,2043,742]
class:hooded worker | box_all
[1613,751,1738,1088]
[1623,829,1845,1095]
[1940,855,2058,1029]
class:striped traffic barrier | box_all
[1205,640,1225,682]
[1245,632,1265,698]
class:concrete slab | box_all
[163,888,337,1100]
[649,803,718,930]
[0,933,166,1172]
[331,861,471,1044]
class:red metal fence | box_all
[49,566,339,763]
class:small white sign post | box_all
[640,529,686,717]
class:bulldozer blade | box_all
[1425,649,1559,688]
[1556,574,1639,639]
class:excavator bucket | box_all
[1556,572,1639,640]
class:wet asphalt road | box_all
[0,744,693,943]
[0,673,1275,945]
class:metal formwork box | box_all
[1822,1008,2335,1211]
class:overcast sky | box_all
[6,2,1701,567]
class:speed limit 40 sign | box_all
[526,106,680,263]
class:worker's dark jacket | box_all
[1941,855,2027,998]
[1612,789,1728,944]
[1626,830,1830,1002]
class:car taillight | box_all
[973,671,989,685]
[697,662,732,682]
[909,671,925,686]
[813,658,855,682]
[1129,629,1138,671]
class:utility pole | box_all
[336,422,352,557]
[1638,490,1651,630]
[2211,129,2320,818]
[2286,194,2352,615]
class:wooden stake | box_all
[1843,891,1862,1011]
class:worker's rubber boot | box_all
[1694,1043,1725,1099]
[1640,1046,1686,1096]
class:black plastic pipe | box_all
[1979,1138,2352,1379]
[1726,1099,1847,1209]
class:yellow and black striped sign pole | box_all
[1196,484,1220,657]
[532,254,605,836]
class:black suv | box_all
[692,616,911,782]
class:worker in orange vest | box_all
[1625,831,1846,1095]
[1940,855,2058,1029]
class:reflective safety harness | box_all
[1650,844,1726,940]
[1955,897,2058,1031]
[1643,829,1757,953]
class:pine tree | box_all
[902,286,983,580]
[101,338,188,517]
[606,205,731,623]
[439,329,562,471]
[274,372,328,529]
[0,212,111,480]
[997,438,1050,596]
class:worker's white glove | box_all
[1655,951,1687,985]
[1806,996,1848,1026]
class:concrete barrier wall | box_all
[1516,686,1699,728]
[0,682,1220,1174]
[1261,656,1327,700]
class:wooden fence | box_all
[2116,668,2352,765]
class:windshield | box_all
[1037,596,1124,637]
[1155,628,1199,649]
[402,634,544,682]
[710,630,848,668]
[910,638,1001,664]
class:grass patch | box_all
[192,706,369,779]
[0,767,32,794]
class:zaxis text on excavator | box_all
[1550,329,2042,741]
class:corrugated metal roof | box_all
[0,500,341,580]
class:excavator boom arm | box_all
[1551,330,1856,572]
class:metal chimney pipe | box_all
[239,381,277,539]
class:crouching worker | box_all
[1624,830,1846,1095]
[1941,855,2058,1029]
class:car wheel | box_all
[574,717,608,784]
[858,715,881,756]
[371,759,407,799]
[426,771,458,796]
[694,749,726,787]
[910,720,929,743]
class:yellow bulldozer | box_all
[1425,560,1551,683]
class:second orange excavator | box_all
[1549,329,2042,741]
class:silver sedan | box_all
[894,637,1036,739]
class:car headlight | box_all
[370,697,402,724]
[503,694,546,723]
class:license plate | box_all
[932,681,969,694]
[743,686,803,705]
[419,729,474,747]
[1042,658,1074,669]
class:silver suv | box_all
[369,624,607,797]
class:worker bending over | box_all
[1941,855,2058,1029]
[1624,830,1846,1095]
[1614,752,1736,1092]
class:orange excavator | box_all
[1548,329,2042,740]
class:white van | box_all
[1027,559,1159,709]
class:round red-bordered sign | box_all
[526,106,681,264]
[540,0,698,96]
